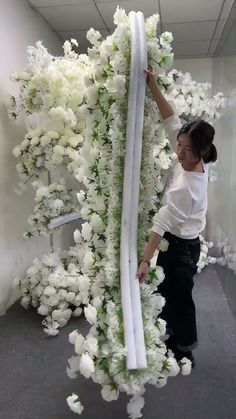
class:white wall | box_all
[207,54,236,247]
[173,57,212,84]
[0,0,63,314]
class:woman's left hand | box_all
[137,261,149,283]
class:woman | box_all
[137,69,217,366]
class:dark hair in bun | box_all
[177,119,217,163]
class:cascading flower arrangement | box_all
[64,8,227,418]
[10,40,88,182]
[9,39,92,332]
[66,12,182,419]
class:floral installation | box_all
[9,6,228,418]
[9,39,92,329]
[24,178,79,238]
[63,8,226,419]
[13,250,90,335]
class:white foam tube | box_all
[129,11,147,369]
[48,212,82,229]
[119,10,140,370]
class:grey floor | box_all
[0,265,236,419]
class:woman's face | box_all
[176,134,200,166]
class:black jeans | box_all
[157,232,201,350]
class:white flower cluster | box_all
[11,40,88,184]
[24,179,79,238]
[10,41,91,333]
[197,235,216,273]
[216,240,236,274]
[15,251,90,335]
[165,70,228,122]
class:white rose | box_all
[86,85,97,106]
[48,130,60,140]
[66,394,84,414]
[13,146,21,157]
[38,304,50,316]
[21,295,31,309]
[73,307,82,317]
[84,304,97,325]
[40,135,51,146]
[92,296,102,309]
[35,186,49,202]
[31,136,40,146]
[67,355,80,379]
[165,357,180,376]
[74,334,85,355]
[48,294,60,306]
[81,222,93,240]
[83,250,94,271]
[21,138,30,149]
[158,238,169,252]
[77,190,86,204]
[84,335,98,356]
[90,213,104,232]
[44,286,56,296]
[51,154,64,165]
[69,329,79,345]
[127,394,145,419]
[180,357,192,375]
[79,353,95,378]
[80,206,90,219]
[50,199,64,210]
[101,385,119,402]
[105,75,126,98]
[78,275,90,293]
[69,136,80,147]
[44,326,59,336]
[156,265,165,285]
[86,28,102,47]
[53,145,65,155]
[52,308,72,326]
[58,289,67,299]
[74,229,82,244]
[65,291,76,303]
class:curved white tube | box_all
[129,11,147,369]
[120,10,140,370]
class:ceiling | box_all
[27,0,235,59]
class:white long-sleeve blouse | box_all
[151,114,209,239]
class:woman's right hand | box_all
[144,68,158,92]
[136,261,149,283]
